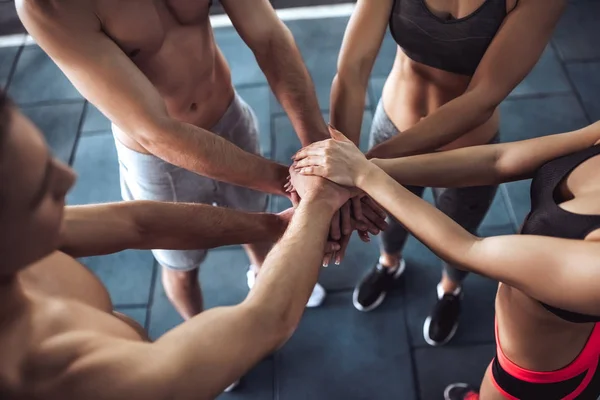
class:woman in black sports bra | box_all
[330,0,565,346]
[292,121,600,399]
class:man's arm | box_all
[367,0,566,159]
[221,0,329,146]
[330,0,393,145]
[44,188,344,400]
[372,120,600,188]
[17,0,287,195]
[59,201,288,258]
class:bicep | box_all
[220,0,283,52]
[337,0,394,81]
[17,3,167,138]
[467,235,600,315]
[468,0,565,105]
[495,121,600,180]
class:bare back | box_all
[0,252,146,398]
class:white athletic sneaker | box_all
[247,266,326,308]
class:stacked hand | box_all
[285,126,388,266]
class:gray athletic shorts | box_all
[114,93,268,271]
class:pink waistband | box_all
[495,320,600,384]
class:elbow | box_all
[334,63,370,95]
[465,85,500,126]
[244,302,300,350]
[131,117,172,154]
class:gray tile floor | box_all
[2,1,600,398]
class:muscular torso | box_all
[382,0,518,150]
[92,0,234,153]
[496,154,600,372]
[0,252,147,397]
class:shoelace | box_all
[464,391,479,400]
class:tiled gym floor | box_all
[1,1,599,398]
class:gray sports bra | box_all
[389,0,516,76]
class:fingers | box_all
[322,252,333,267]
[292,144,326,161]
[351,197,364,222]
[341,202,352,236]
[293,155,324,169]
[334,233,352,265]
[324,241,341,254]
[358,230,371,243]
[330,210,341,241]
[297,165,327,177]
[362,196,387,220]
[362,205,388,233]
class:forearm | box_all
[367,89,494,158]
[371,143,503,188]
[256,29,329,145]
[330,74,367,145]
[244,197,336,326]
[359,166,480,269]
[60,202,286,258]
[141,119,288,195]
[151,198,336,398]
[133,201,285,250]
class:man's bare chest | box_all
[95,0,212,57]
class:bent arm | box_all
[223,0,329,145]
[372,121,600,188]
[367,0,565,158]
[49,197,337,400]
[59,201,287,258]
[17,1,287,195]
[330,0,393,145]
[359,166,600,316]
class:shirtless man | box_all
[15,0,384,320]
[0,91,351,399]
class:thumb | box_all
[328,124,350,142]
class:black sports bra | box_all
[389,0,512,76]
[521,145,600,323]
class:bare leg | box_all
[440,270,461,294]
[380,251,401,269]
[161,266,204,320]
[244,242,273,270]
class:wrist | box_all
[301,192,339,214]
[269,163,290,196]
[355,161,380,189]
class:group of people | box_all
[1,0,598,399]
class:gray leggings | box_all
[370,100,498,284]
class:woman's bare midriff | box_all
[381,50,499,150]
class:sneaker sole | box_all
[443,383,469,400]
[423,316,459,347]
[224,379,241,392]
[353,259,406,312]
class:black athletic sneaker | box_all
[444,383,479,400]
[352,259,406,312]
[423,284,462,346]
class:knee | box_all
[161,267,199,294]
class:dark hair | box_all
[0,88,11,155]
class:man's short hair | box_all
[0,88,11,155]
